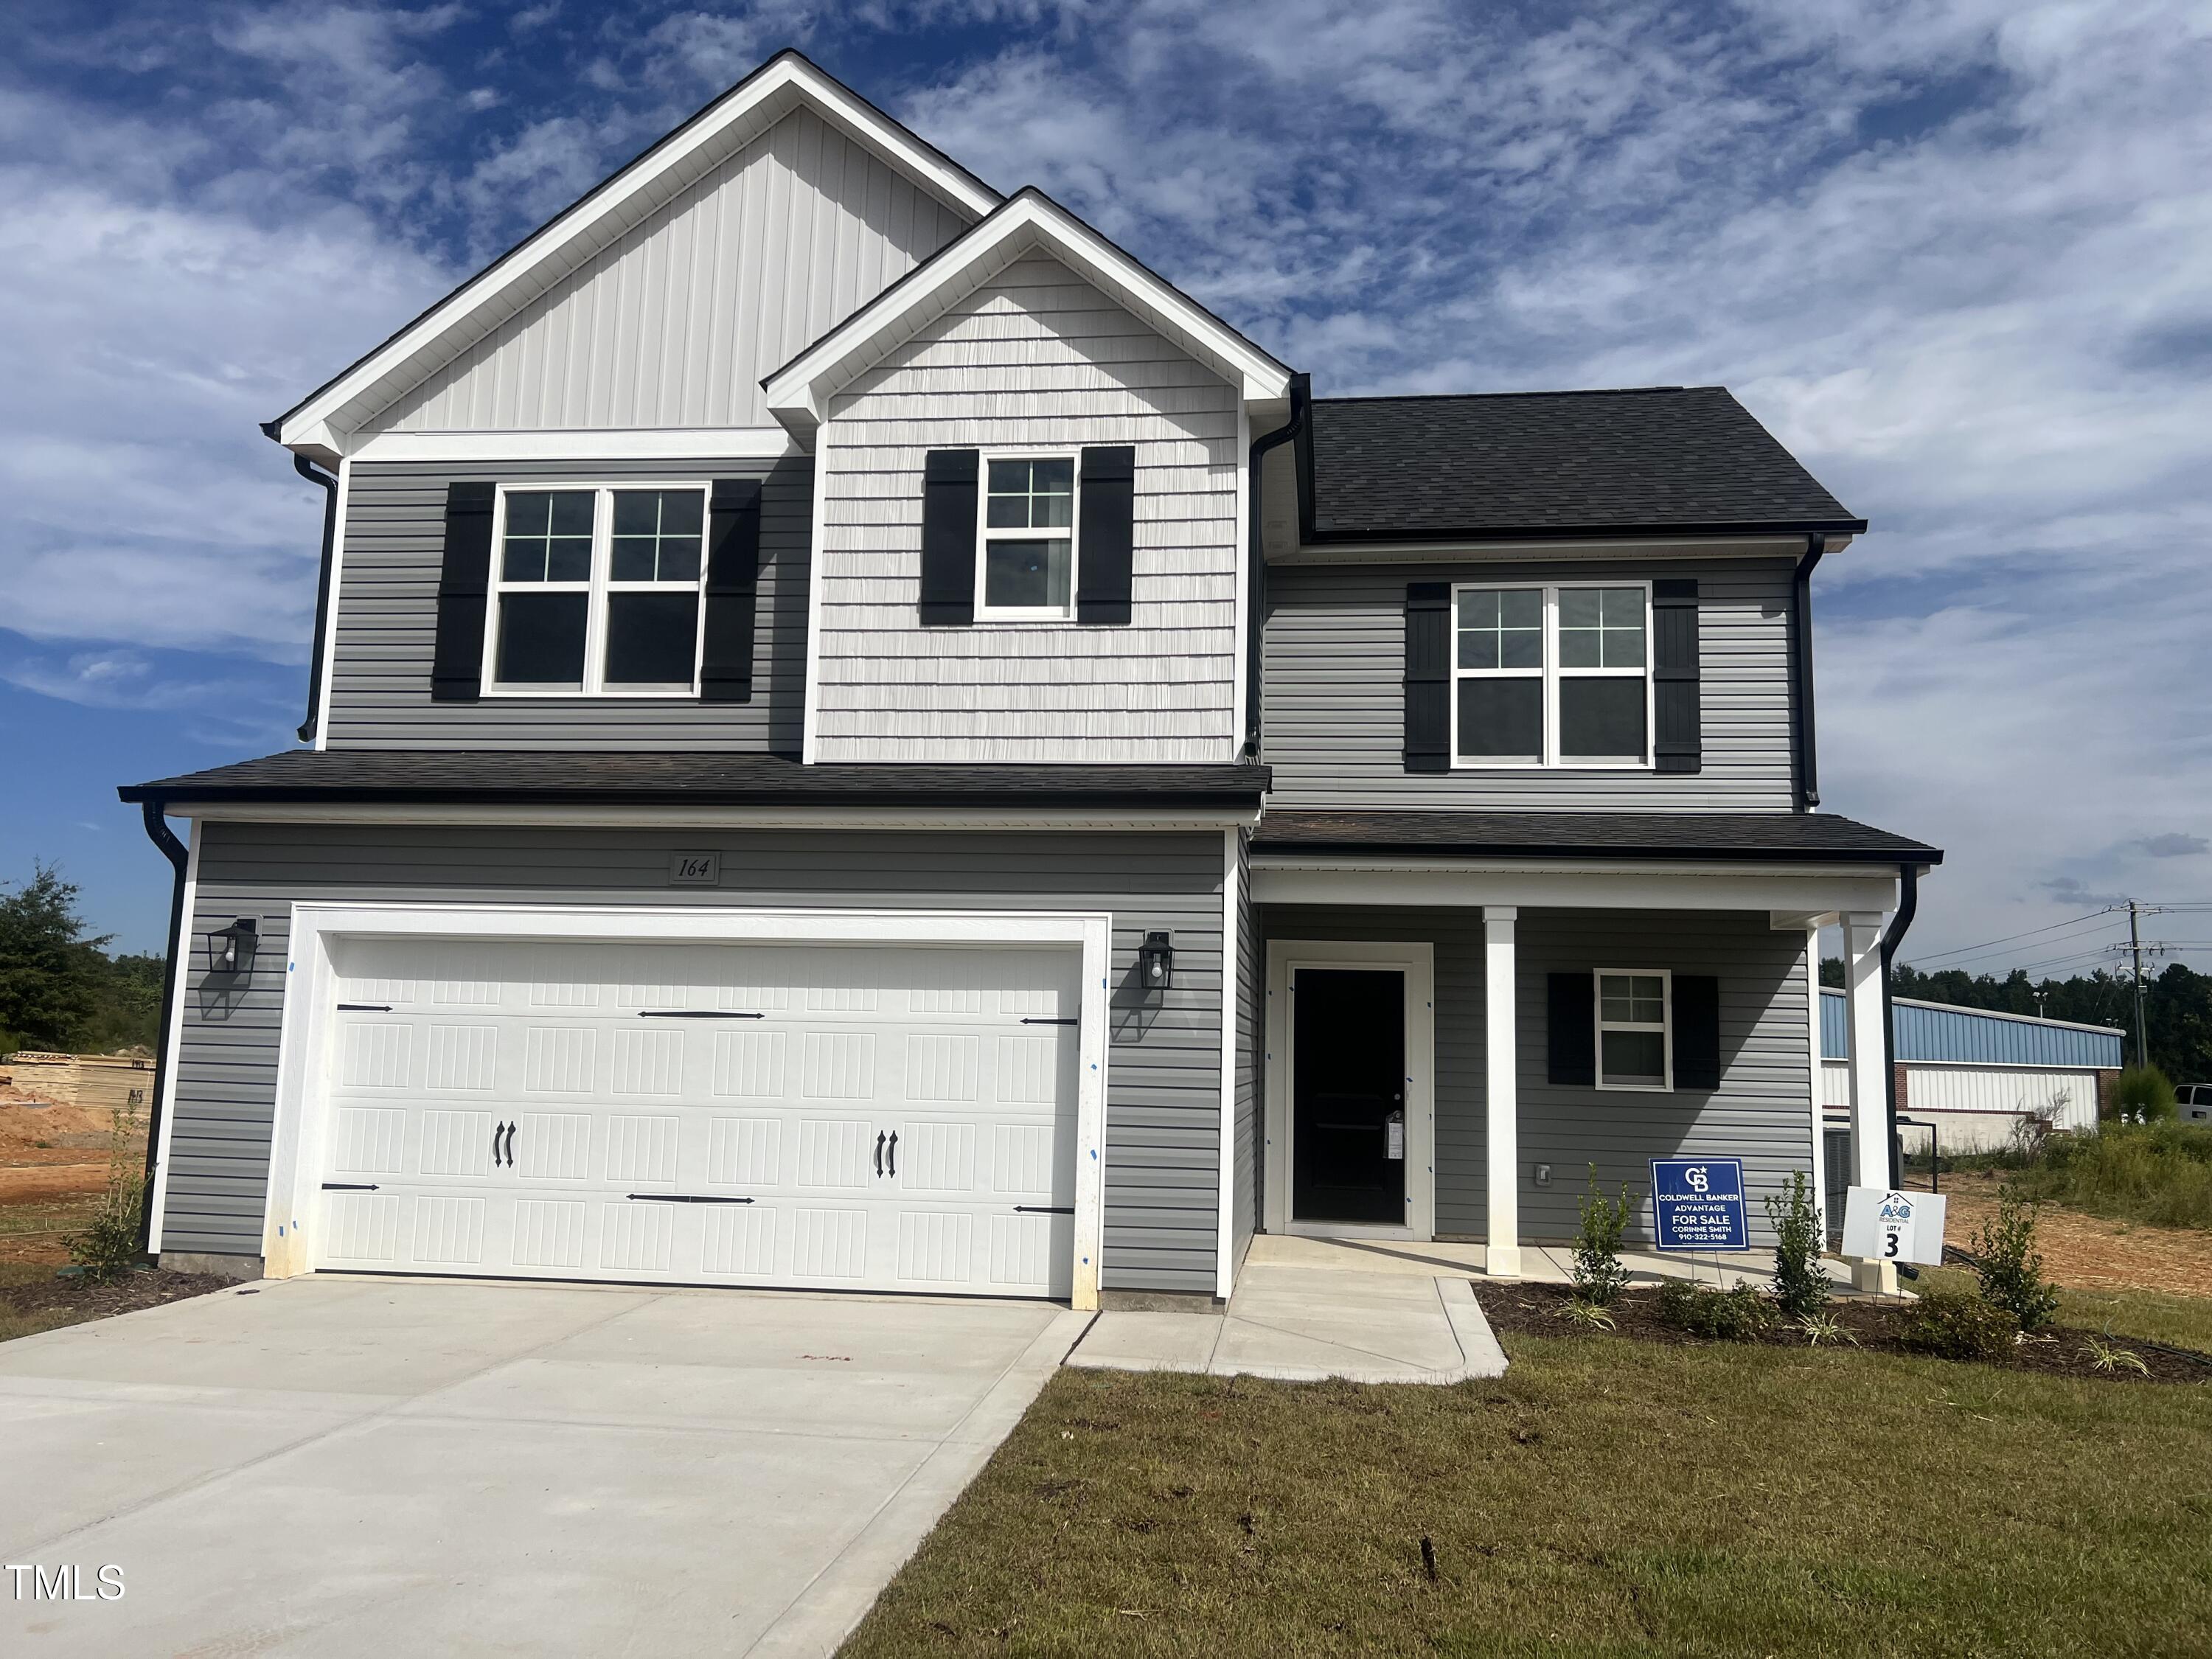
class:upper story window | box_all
[1452,582,1649,768]
[487,484,706,695]
[979,456,1076,619]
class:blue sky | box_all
[2,0,2208,978]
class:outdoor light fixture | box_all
[1139,931,1174,990]
[208,917,258,974]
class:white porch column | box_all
[1842,909,1896,1292]
[1804,925,1826,1237]
[1484,905,1520,1279]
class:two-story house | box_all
[121,52,1937,1310]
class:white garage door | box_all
[310,937,1080,1298]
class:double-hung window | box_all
[1451,582,1651,766]
[487,484,707,695]
[978,455,1077,619]
[1595,970,1671,1091]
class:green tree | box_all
[0,863,111,1051]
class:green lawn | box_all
[844,1329,2212,1658]
[1920,1265,2212,1351]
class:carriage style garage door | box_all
[311,937,1081,1298]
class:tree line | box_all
[0,865,164,1056]
[1820,956,2212,1084]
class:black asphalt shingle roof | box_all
[119,750,1272,808]
[1304,386,1864,540]
[1254,810,1938,864]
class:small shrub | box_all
[1795,1313,1857,1347]
[1764,1170,1829,1320]
[1655,1279,1777,1340]
[1969,1187,2062,1332]
[64,1105,146,1284]
[2115,1064,2177,1124]
[1570,1166,1635,1307]
[1553,1298,1616,1332]
[1899,1287,2019,1363]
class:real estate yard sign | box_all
[1649,1158,1748,1251]
[1841,1187,1947,1265]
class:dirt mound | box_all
[1941,1171,2212,1298]
[0,1096,146,1166]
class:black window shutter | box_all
[699,478,762,703]
[1074,445,1135,624]
[430,481,496,703]
[1403,582,1451,772]
[1672,974,1722,1090]
[1652,578,1701,773]
[1548,972,1595,1086]
[918,449,978,626]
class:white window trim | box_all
[1594,966,1673,1093]
[973,448,1080,623]
[480,480,712,698]
[1448,580,1655,770]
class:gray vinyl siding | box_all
[1253,906,1812,1246]
[361,108,970,434]
[812,254,1242,762]
[1262,557,1798,809]
[326,456,810,749]
[1231,828,1259,1262]
[161,823,1227,1295]
[1514,910,1814,1246]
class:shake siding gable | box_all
[366,107,970,434]
[811,254,1242,762]
[327,456,811,749]
[1262,557,1798,808]
[159,823,1228,1296]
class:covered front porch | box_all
[1242,812,1941,1286]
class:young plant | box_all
[1553,1298,1617,1332]
[1764,1170,1829,1321]
[1899,1287,2020,1364]
[1571,1165,1635,1308]
[1655,1279,1777,1340]
[2079,1333,2150,1376]
[1969,1187,2062,1332]
[64,1104,147,1284]
[2115,1064,2177,1124]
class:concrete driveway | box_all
[1,1276,1087,1657]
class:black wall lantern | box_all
[208,917,259,974]
[1139,931,1174,991]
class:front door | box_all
[1290,968,1406,1225]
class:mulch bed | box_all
[1,1267,232,1325]
[1477,1280,2212,1386]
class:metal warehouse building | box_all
[1820,990,2125,1155]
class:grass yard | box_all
[844,1326,2212,1658]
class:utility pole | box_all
[2128,899,2150,1068]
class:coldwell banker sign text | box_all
[1648,1158,1749,1251]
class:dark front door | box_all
[1291,968,1406,1225]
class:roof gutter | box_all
[291,455,340,744]
[135,803,189,1259]
[1879,861,1920,1186]
[1790,532,1826,809]
[1243,372,1309,759]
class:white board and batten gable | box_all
[765,192,1293,763]
[272,52,999,460]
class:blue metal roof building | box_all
[1819,990,2124,1069]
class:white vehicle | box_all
[2177,1083,2212,1124]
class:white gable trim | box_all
[760,191,1293,442]
[272,53,999,460]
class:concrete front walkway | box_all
[1069,1262,1507,1383]
[0,1276,1086,1658]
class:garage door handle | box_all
[1020,1017,1078,1026]
[322,1182,380,1192]
[637,1010,765,1019]
[336,1004,392,1012]
[887,1131,897,1178]
[1013,1205,1073,1214]
[628,1193,754,1204]
[873,1131,885,1177]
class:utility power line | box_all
[1904,908,2113,967]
